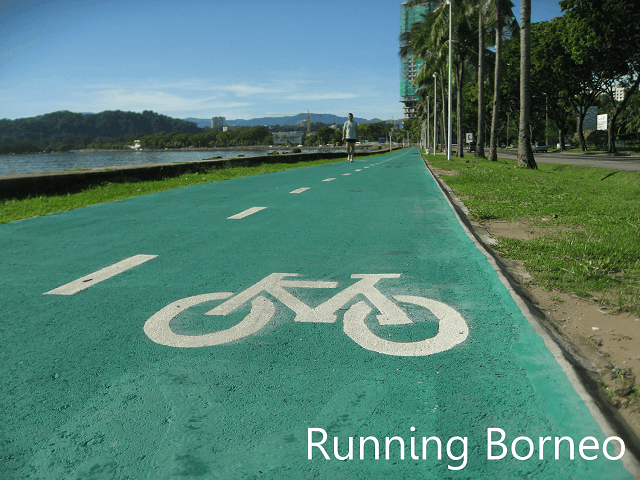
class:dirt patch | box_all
[527,285,640,433]
[429,167,460,177]
[483,220,640,440]
[486,220,541,241]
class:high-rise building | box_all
[400,1,439,119]
[211,116,226,130]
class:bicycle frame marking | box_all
[144,273,469,356]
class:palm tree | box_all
[488,0,503,161]
[400,6,449,152]
[517,0,537,168]
[475,1,492,158]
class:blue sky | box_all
[1,0,563,122]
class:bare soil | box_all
[429,165,640,441]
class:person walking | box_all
[342,113,358,162]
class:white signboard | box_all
[597,114,608,131]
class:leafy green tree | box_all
[559,0,640,153]
[529,20,575,150]
[488,0,518,161]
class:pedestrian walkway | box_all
[0,148,636,479]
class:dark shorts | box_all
[346,139,356,144]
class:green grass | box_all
[427,153,640,314]
[0,153,388,224]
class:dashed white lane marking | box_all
[323,178,336,182]
[290,188,310,194]
[44,254,158,295]
[355,169,362,171]
[228,207,267,219]
[342,173,351,176]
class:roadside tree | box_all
[516,0,536,168]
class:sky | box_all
[1,0,564,122]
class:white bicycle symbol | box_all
[144,273,469,357]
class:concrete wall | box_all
[0,149,391,200]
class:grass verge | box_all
[0,153,386,224]
[426,153,640,314]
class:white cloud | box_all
[221,84,287,96]
[286,92,357,101]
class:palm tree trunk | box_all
[457,62,465,158]
[476,9,486,158]
[488,0,502,162]
[517,0,537,168]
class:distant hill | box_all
[0,110,202,142]
[185,113,385,128]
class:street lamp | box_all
[433,72,437,155]
[427,96,430,151]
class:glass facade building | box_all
[400,1,439,119]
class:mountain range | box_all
[183,113,386,129]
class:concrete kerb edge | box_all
[0,148,399,200]
[420,153,640,475]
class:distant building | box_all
[273,132,303,145]
[578,106,598,131]
[297,120,307,127]
[212,116,226,130]
[400,1,440,119]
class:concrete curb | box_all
[421,153,640,476]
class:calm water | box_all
[0,150,284,175]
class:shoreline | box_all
[0,145,386,156]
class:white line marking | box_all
[228,207,267,219]
[323,178,336,182]
[290,188,310,194]
[44,254,158,295]
[342,173,351,176]
[355,169,362,171]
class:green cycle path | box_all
[1,147,636,479]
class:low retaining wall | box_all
[0,149,393,200]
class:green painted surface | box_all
[0,148,632,479]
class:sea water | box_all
[0,150,278,176]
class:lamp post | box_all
[433,72,437,155]
[447,0,453,161]
[427,96,430,151]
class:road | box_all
[496,149,640,172]
[1,148,637,479]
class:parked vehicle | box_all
[532,142,548,153]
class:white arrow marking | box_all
[44,254,157,295]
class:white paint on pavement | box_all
[290,188,310,194]
[322,178,336,182]
[228,207,267,219]
[44,254,158,295]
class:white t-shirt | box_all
[343,120,358,140]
